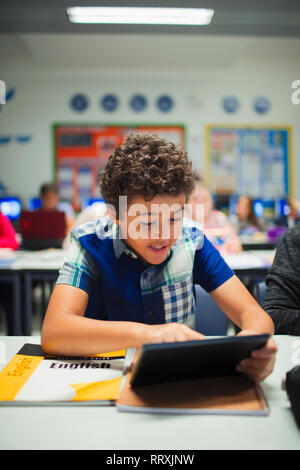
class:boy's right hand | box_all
[141,323,205,345]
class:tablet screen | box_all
[130,334,270,387]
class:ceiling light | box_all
[67,7,214,25]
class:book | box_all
[117,341,269,416]
[0,343,126,406]
[117,371,269,416]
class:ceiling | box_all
[1,1,300,74]
[1,0,300,37]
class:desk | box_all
[239,234,277,251]
[0,250,66,335]
[13,250,66,335]
[0,335,299,450]
[0,249,275,336]
[224,250,275,279]
[0,270,22,335]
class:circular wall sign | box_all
[222,96,240,113]
[156,95,174,112]
[129,94,147,112]
[253,96,271,114]
[101,94,119,112]
[70,93,89,112]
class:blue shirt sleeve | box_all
[56,228,98,295]
[193,235,234,292]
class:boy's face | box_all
[114,193,186,265]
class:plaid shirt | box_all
[57,216,234,328]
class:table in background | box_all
[0,249,276,336]
[239,233,277,252]
[0,269,22,335]
[224,250,275,280]
[0,250,66,335]
[0,335,299,450]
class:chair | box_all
[255,281,267,307]
[194,284,228,336]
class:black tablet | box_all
[130,334,270,387]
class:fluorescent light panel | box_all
[67,7,214,25]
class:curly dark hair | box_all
[99,132,194,216]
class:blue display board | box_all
[205,125,292,200]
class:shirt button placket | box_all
[141,270,153,323]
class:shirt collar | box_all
[112,224,138,259]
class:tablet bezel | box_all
[130,334,270,387]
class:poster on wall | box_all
[205,125,292,201]
[54,124,185,210]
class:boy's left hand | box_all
[236,330,277,383]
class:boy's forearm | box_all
[42,313,148,356]
[239,304,275,335]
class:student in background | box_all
[274,198,300,229]
[186,172,242,255]
[0,210,19,250]
[62,202,107,250]
[286,198,300,227]
[234,195,262,235]
[0,210,19,334]
[39,182,75,238]
[42,133,276,383]
[263,223,300,335]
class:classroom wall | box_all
[1,36,300,205]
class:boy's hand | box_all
[142,323,205,345]
[236,330,277,382]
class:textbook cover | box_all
[0,343,126,406]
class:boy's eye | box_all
[140,217,182,226]
[140,221,154,227]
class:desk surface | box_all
[0,248,275,272]
[0,335,299,450]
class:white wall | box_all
[1,35,300,205]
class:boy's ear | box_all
[107,205,120,225]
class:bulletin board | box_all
[205,125,293,200]
[53,123,185,210]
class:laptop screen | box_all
[20,210,66,240]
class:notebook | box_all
[117,371,269,416]
[20,210,66,249]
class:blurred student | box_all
[274,197,300,229]
[264,223,300,335]
[39,182,75,236]
[187,173,242,255]
[234,195,262,235]
[286,198,300,227]
[62,202,107,250]
[0,210,19,334]
[0,210,19,250]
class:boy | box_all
[42,133,276,383]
